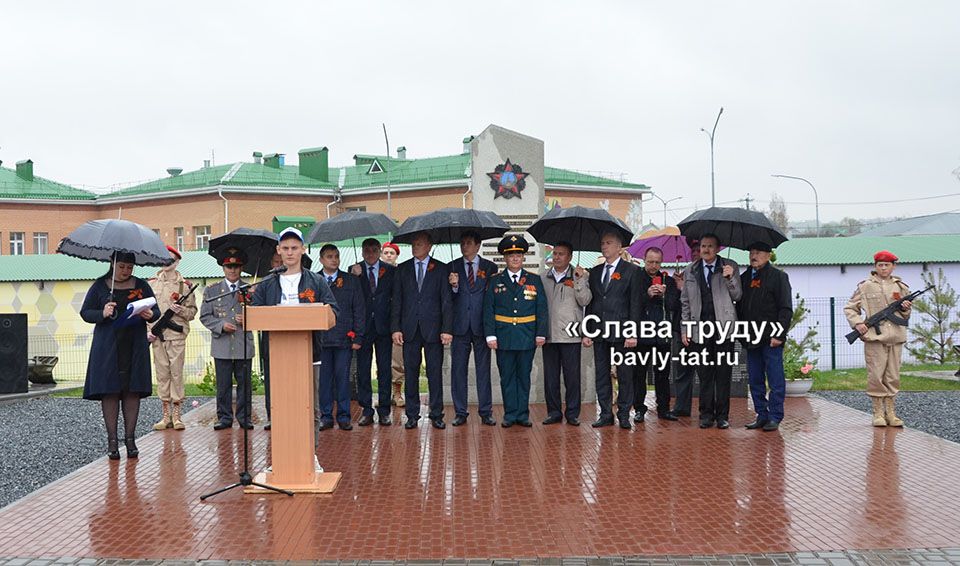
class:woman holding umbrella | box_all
[80,252,162,459]
[59,219,171,460]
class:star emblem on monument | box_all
[487,159,528,199]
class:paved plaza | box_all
[0,397,958,563]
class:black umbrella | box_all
[57,218,174,267]
[306,211,398,244]
[208,228,279,278]
[527,206,633,252]
[393,208,510,244]
[678,207,788,250]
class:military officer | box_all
[843,250,913,427]
[147,245,198,431]
[199,248,256,430]
[483,236,549,428]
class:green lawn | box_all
[812,364,960,391]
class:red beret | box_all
[382,242,400,254]
[873,250,898,263]
[166,245,182,260]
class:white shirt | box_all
[551,267,568,283]
[279,273,302,305]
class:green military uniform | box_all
[483,236,549,426]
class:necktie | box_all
[417,261,425,291]
[327,275,334,284]
[467,261,475,287]
[752,270,759,280]
[602,264,612,289]
[706,264,714,289]
[230,283,236,292]
[368,265,377,293]
[512,274,519,285]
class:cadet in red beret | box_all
[843,250,912,427]
[147,244,196,431]
[378,241,405,406]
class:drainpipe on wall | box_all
[461,164,472,208]
[218,186,229,232]
[326,190,342,219]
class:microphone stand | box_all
[201,270,293,500]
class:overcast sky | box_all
[2,1,958,226]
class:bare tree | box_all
[768,192,789,234]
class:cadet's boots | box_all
[883,396,904,427]
[153,401,173,430]
[393,382,405,407]
[871,397,887,427]
[171,402,185,430]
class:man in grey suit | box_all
[541,241,591,426]
[680,234,742,430]
[200,248,256,430]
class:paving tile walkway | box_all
[0,397,958,560]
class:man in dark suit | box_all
[483,236,548,427]
[391,231,454,429]
[448,230,498,427]
[737,241,792,432]
[636,247,681,421]
[350,238,396,426]
[583,232,642,429]
[316,244,365,431]
[250,228,339,430]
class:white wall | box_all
[775,262,960,369]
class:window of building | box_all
[194,225,211,250]
[175,227,184,251]
[10,232,25,256]
[346,206,367,212]
[33,232,49,255]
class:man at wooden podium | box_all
[251,227,339,427]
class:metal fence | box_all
[28,329,263,384]
[788,296,957,370]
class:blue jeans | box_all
[746,344,786,422]
[316,347,353,425]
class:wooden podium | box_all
[242,303,341,494]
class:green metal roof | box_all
[100,162,336,199]
[0,165,96,201]
[273,216,316,222]
[718,235,960,266]
[98,152,649,198]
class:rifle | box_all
[845,285,933,344]
[151,283,199,342]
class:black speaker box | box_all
[0,314,28,394]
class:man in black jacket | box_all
[636,247,681,421]
[351,238,396,426]
[737,241,793,432]
[316,244,365,431]
[584,232,642,429]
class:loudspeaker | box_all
[0,314,28,394]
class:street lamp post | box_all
[771,174,820,237]
[700,107,723,207]
[652,194,683,227]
